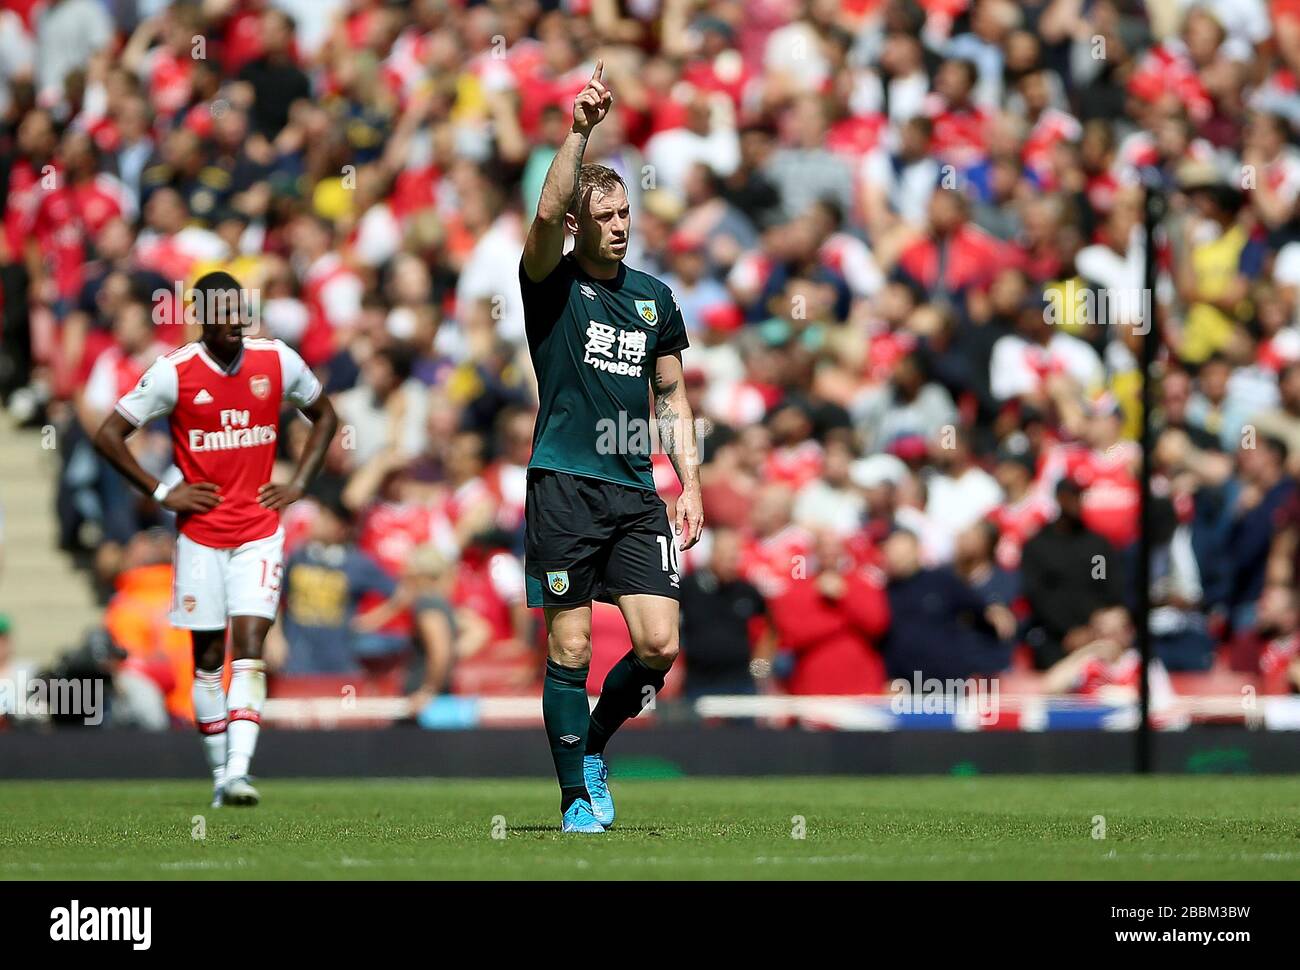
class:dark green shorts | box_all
[524,469,681,608]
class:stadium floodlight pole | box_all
[1136,172,1166,775]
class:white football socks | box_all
[192,667,228,788]
[225,658,267,781]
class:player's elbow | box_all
[534,204,566,227]
[92,417,123,457]
[305,396,339,433]
[320,401,340,436]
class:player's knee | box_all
[228,627,266,661]
[192,638,224,671]
[548,629,592,667]
[636,627,678,666]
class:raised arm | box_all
[521,59,612,283]
[654,351,704,550]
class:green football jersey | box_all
[520,254,690,491]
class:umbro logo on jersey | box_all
[579,284,597,300]
[193,389,213,405]
[559,735,581,747]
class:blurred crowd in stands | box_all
[3,0,1300,729]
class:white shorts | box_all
[170,528,285,630]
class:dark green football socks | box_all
[543,658,591,811]
[586,649,668,757]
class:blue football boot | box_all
[583,754,614,828]
[561,798,605,834]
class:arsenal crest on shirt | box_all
[249,374,271,399]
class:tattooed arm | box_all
[654,351,704,550]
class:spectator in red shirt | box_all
[924,58,990,172]
[767,528,890,695]
[894,188,1011,301]
[764,399,824,491]
[63,299,169,585]
[32,130,126,311]
[741,481,812,598]
[1229,584,1300,692]
[2,108,58,401]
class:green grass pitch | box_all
[2,776,1298,880]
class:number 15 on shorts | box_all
[259,559,283,593]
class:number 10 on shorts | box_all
[656,535,680,574]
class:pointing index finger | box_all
[591,58,603,83]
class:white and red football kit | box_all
[1021,108,1082,188]
[82,341,168,418]
[1074,648,1177,722]
[3,158,46,265]
[923,96,991,171]
[1126,41,1212,123]
[1044,442,1141,549]
[32,174,126,299]
[297,251,364,366]
[482,460,528,533]
[114,337,322,629]
[453,549,526,644]
[1260,634,1299,690]
[742,524,814,599]
[140,46,194,118]
[765,441,825,492]
[443,477,494,533]
[988,490,1055,571]
[355,499,458,636]
[864,328,917,384]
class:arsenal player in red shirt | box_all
[94,272,338,808]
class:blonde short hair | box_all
[568,163,627,218]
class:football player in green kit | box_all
[519,60,704,832]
